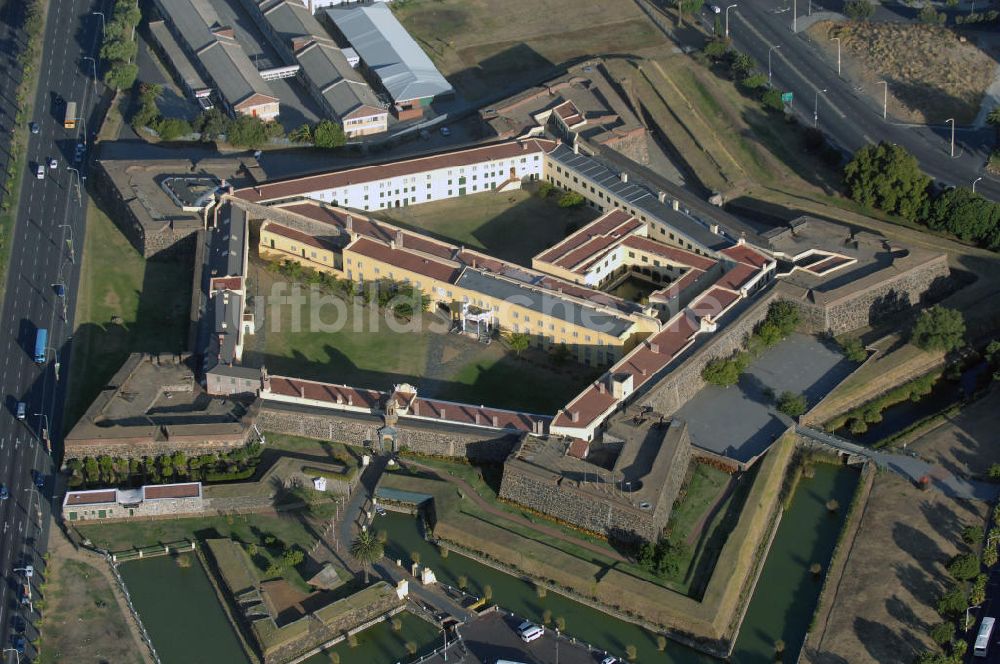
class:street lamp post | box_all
[92,11,105,38]
[830,37,841,76]
[2,648,21,664]
[877,81,888,120]
[768,44,781,85]
[793,0,797,33]
[33,413,49,446]
[82,56,97,87]
[66,167,84,206]
[725,4,737,38]
[60,223,75,263]
[813,88,827,128]
[946,118,955,157]
[973,177,983,193]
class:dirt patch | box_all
[809,21,996,124]
[909,387,1000,478]
[803,474,988,664]
[41,533,146,664]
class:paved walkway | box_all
[404,460,628,563]
[797,426,1000,501]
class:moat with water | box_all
[117,462,858,663]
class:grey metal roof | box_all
[155,0,277,110]
[201,205,248,373]
[262,0,325,46]
[327,4,452,103]
[548,144,731,251]
[454,269,634,338]
[296,40,384,119]
[198,39,277,109]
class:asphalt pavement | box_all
[0,0,104,660]
[711,0,1000,201]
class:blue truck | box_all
[33,328,47,364]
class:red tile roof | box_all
[410,397,549,434]
[264,222,339,252]
[689,287,740,318]
[716,263,758,291]
[211,276,243,292]
[144,483,201,500]
[649,268,704,303]
[236,138,556,203]
[553,100,584,126]
[721,243,771,269]
[536,209,637,265]
[619,235,718,271]
[567,438,590,459]
[347,237,461,283]
[268,376,384,409]
[65,490,117,506]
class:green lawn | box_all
[372,186,597,266]
[64,202,192,430]
[308,611,440,664]
[248,268,596,414]
[669,464,732,543]
[77,513,318,555]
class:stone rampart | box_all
[639,293,778,417]
[257,405,520,462]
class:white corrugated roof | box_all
[327,4,452,104]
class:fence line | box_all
[107,555,162,664]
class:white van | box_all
[517,621,544,643]
[35,164,44,180]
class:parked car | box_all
[10,616,25,634]
[28,122,39,134]
[9,634,25,654]
[517,621,544,643]
[53,283,65,297]
[35,164,44,180]
[710,4,721,13]
[602,657,620,664]
[375,505,387,517]
[0,485,8,499]
[32,470,44,488]
[16,402,25,420]
[48,157,57,169]
[439,126,451,136]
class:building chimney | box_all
[413,401,419,415]
[493,415,499,427]
[522,141,528,151]
[649,341,659,353]
[475,411,482,425]
[657,191,666,203]
[620,172,628,184]
[336,394,343,404]
[573,141,579,155]
[440,408,446,419]
[672,200,680,212]
[396,230,404,247]
[710,223,720,235]
[347,395,353,405]
[598,381,606,394]
[345,215,353,232]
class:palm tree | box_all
[350,531,384,584]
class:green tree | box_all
[671,0,704,25]
[313,120,346,149]
[104,63,138,90]
[155,118,193,141]
[483,584,493,601]
[925,187,1000,244]
[702,353,747,386]
[843,142,931,221]
[929,621,955,645]
[987,106,1000,144]
[349,531,384,584]
[761,88,784,112]
[289,123,313,144]
[626,644,638,661]
[917,5,943,24]
[844,0,875,19]
[911,306,965,353]
[557,191,585,208]
[840,337,868,362]
[767,300,800,335]
[100,38,137,63]
[657,634,668,651]
[776,391,808,417]
[740,73,768,90]
[731,52,756,79]
[962,525,985,545]
[551,342,571,366]
[194,108,230,142]
[227,115,283,148]
[506,331,530,356]
[703,38,729,59]
[936,584,967,616]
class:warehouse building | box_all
[327,3,453,119]
[151,0,280,120]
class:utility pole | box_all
[830,37,840,76]
[973,177,983,193]
[877,81,887,120]
[768,44,781,85]
[793,0,797,33]
[813,88,827,128]
[946,118,955,157]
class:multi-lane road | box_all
[0,0,102,660]
[715,0,1000,201]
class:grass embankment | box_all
[64,202,191,428]
[382,441,795,643]
[393,0,666,101]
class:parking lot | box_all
[420,611,624,664]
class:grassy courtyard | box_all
[64,202,191,430]
[392,0,667,101]
[372,187,598,266]
[246,265,597,414]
